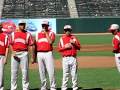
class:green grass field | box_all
[54,34,113,45]
[53,34,114,59]
[4,67,120,90]
[4,34,119,90]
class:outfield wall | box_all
[1,17,120,34]
[56,17,120,34]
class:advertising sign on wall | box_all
[0,18,56,35]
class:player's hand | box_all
[65,43,72,49]
[70,39,75,44]
[13,56,20,62]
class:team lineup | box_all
[0,20,120,90]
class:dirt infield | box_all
[30,44,115,69]
[80,44,112,52]
[29,56,116,69]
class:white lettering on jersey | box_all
[14,38,26,44]
[38,38,48,43]
[0,41,4,46]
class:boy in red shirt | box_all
[0,23,9,90]
[108,24,120,72]
[58,25,81,90]
[10,20,34,90]
[36,21,56,90]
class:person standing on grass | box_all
[10,20,35,90]
[58,25,81,90]
[36,20,56,90]
[0,22,9,90]
[108,24,120,72]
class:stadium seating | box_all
[75,0,120,17]
[1,0,120,18]
[2,0,70,18]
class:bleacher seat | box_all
[2,0,120,18]
[75,0,120,17]
[2,0,70,18]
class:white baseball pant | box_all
[11,52,29,90]
[62,56,78,90]
[37,51,56,90]
[115,53,120,72]
[0,55,5,90]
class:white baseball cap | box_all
[42,20,49,25]
[18,19,26,24]
[109,24,119,31]
[64,25,72,29]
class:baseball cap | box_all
[64,25,72,30]
[18,20,26,25]
[108,24,119,31]
[41,20,49,25]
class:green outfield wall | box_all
[56,17,120,34]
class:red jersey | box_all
[36,30,55,52]
[58,34,80,57]
[10,31,34,52]
[0,33,9,55]
[112,32,120,52]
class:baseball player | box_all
[58,25,81,90]
[0,23,9,90]
[36,21,56,90]
[108,24,120,72]
[10,20,34,90]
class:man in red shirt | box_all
[58,25,81,90]
[36,21,56,90]
[0,23,9,90]
[108,24,120,72]
[10,20,34,90]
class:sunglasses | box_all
[64,29,72,32]
[42,24,49,27]
[19,23,26,26]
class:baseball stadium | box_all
[0,0,120,90]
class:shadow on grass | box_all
[30,88,39,90]
[6,87,103,90]
[83,88,103,90]
[29,87,83,90]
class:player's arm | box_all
[58,38,72,52]
[4,36,9,64]
[29,45,36,64]
[4,47,9,64]
[113,37,120,53]
[45,31,55,44]
[28,34,36,64]
[70,37,81,50]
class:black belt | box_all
[37,50,51,52]
[63,55,76,57]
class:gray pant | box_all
[0,55,5,90]
[11,52,29,90]
[37,51,56,90]
[115,53,120,72]
[62,56,78,90]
